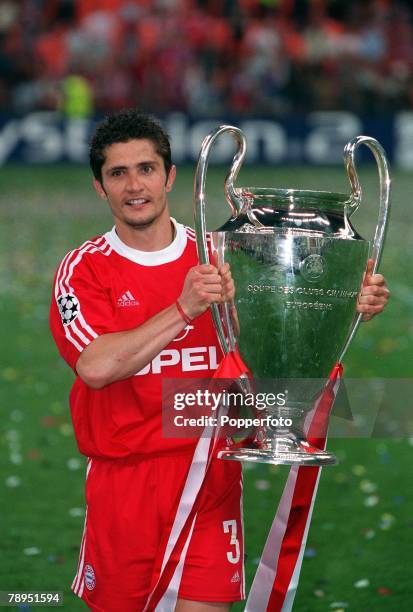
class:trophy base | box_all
[218,435,337,466]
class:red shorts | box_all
[72,453,245,611]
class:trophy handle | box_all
[339,136,391,362]
[194,125,247,354]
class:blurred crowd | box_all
[1,0,413,117]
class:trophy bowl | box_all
[193,126,390,466]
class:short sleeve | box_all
[50,246,116,371]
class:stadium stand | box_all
[0,0,412,116]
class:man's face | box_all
[94,139,176,230]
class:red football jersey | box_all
[50,220,223,458]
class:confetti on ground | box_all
[23,547,41,556]
[9,452,23,465]
[377,587,392,596]
[376,442,388,453]
[393,495,405,505]
[41,415,58,428]
[34,382,49,395]
[363,529,376,540]
[27,449,42,461]
[352,464,366,476]
[304,547,316,558]
[59,423,72,436]
[269,465,280,474]
[359,479,377,493]
[335,449,347,461]
[5,429,20,442]
[334,472,348,483]
[354,578,370,588]
[313,589,324,598]
[408,437,413,447]
[47,554,65,565]
[67,458,82,471]
[50,401,64,414]
[10,409,23,422]
[364,495,379,507]
[5,475,21,488]
[379,513,395,530]
[69,507,84,517]
[330,603,349,609]
[375,441,392,460]
[2,367,19,381]
[254,479,270,491]
[378,452,391,464]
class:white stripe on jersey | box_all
[72,510,88,595]
[64,328,84,353]
[54,237,111,352]
[71,319,94,346]
[72,459,92,597]
[65,241,111,295]
[55,237,105,299]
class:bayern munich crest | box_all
[57,294,79,325]
[84,564,96,590]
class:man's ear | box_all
[165,165,176,193]
[93,179,107,200]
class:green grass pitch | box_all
[0,163,412,610]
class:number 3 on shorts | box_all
[222,519,240,564]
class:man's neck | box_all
[114,216,175,252]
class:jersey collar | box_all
[104,218,187,266]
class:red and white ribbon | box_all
[145,358,342,611]
[245,363,343,611]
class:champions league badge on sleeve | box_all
[57,294,80,325]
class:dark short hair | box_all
[89,109,172,184]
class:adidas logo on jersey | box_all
[117,291,140,307]
[231,571,240,583]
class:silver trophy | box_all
[194,126,390,466]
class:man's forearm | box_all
[76,303,187,389]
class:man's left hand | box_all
[219,263,235,303]
[357,259,390,322]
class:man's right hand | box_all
[178,264,224,320]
